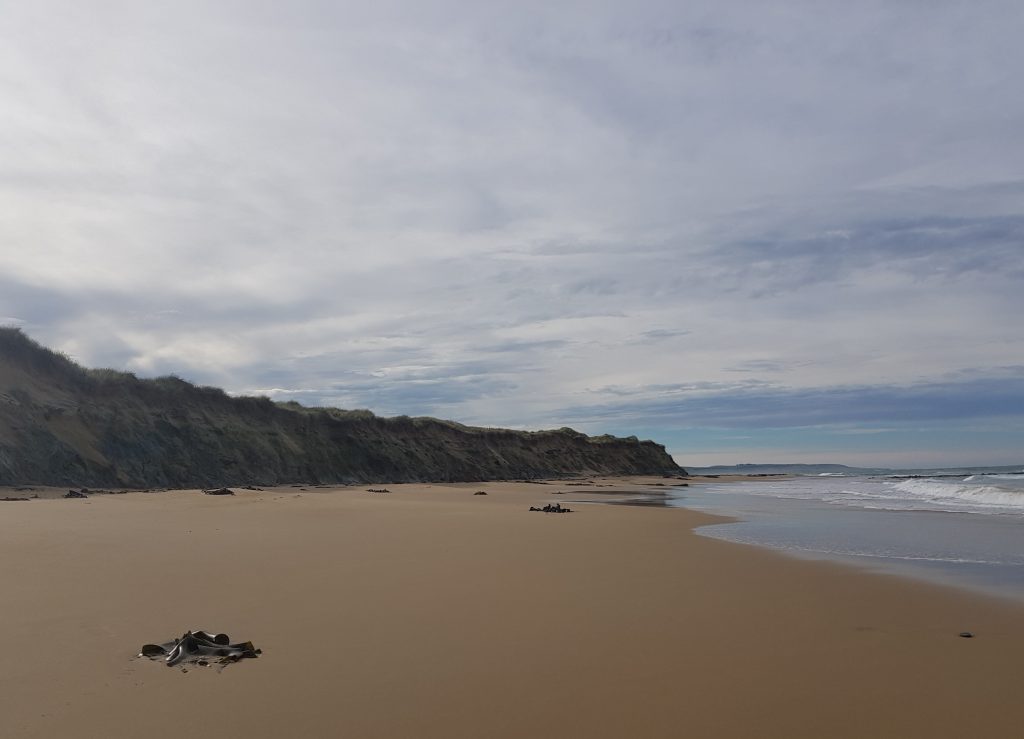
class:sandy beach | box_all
[1,477,1022,738]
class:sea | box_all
[664,465,1024,603]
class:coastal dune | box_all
[1,479,1022,738]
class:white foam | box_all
[888,479,1024,511]
[698,474,1024,515]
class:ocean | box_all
[666,467,1024,603]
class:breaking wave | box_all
[691,472,1024,515]
[964,473,1024,482]
[887,479,1024,512]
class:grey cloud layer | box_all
[2,1,1023,462]
[555,372,1024,430]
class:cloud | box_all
[2,1,1023,464]
[554,372,1024,430]
[705,211,1024,297]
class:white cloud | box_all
[1,1,1023,464]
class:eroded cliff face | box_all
[0,329,683,487]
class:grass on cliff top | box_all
[0,328,646,444]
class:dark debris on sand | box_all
[202,487,236,496]
[529,503,573,513]
[140,630,261,669]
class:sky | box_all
[1,0,1023,468]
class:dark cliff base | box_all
[0,329,683,487]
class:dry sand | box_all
[1,477,1022,738]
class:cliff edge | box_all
[0,328,684,486]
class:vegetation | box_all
[0,328,683,487]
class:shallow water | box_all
[667,473,1024,603]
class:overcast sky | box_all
[2,1,1022,467]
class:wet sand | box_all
[1,477,1022,738]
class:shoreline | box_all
[672,475,1024,607]
[6,471,1020,605]
[6,470,1021,607]
[3,477,1023,737]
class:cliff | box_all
[0,328,683,486]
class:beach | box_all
[673,473,1024,603]
[1,478,1022,738]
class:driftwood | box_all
[202,488,235,496]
